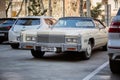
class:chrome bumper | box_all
[20,42,35,49]
[36,43,82,52]
[108,48,120,60]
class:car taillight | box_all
[108,22,120,33]
[7,26,11,30]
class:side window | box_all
[94,20,105,29]
[51,19,56,24]
[44,18,56,25]
[44,19,53,25]
[98,22,104,29]
[93,20,99,28]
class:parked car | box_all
[108,8,120,73]
[21,17,108,59]
[9,16,56,49]
[0,18,16,43]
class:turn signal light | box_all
[26,46,33,49]
[67,48,76,51]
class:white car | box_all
[9,16,56,49]
[108,9,120,73]
[21,17,108,59]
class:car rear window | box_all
[15,18,40,25]
[2,20,16,24]
[53,19,94,28]
[0,19,6,24]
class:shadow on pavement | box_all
[22,49,103,62]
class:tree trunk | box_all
[16,0,24,17]
[49,0,52,16]
[63,0,65,17]
[80,0,83,16]
[86,0,91,17]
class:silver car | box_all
[108,8,120,73]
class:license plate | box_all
[0,33,4,36]
[41,46,56,52]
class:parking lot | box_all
[0,0,120,80]
[0,43,120,80]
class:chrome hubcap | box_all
[86,44,92,57]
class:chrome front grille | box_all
[37,34,65,43]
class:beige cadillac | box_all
[20,17,108,60]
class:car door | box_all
[94,20,108,47]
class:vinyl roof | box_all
[59,16,93,20]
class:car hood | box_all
[37,28,96,36]
[21,29,39,35]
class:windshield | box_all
[53,19,94,28]
[15,18,40,26]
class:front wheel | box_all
[81,41,92,60]
[102,44,107,51]
[10,43,19,49]
[31,49,45,58]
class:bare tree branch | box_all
[28,0,47,16]
[6,0,12,17]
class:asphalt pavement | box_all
[0,43,120,80]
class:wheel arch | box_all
[89,38,94,48]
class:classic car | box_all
[21,17,108,60]
[9,16,56,49]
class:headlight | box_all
[66,38,78,43]
[26,36,36,41]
